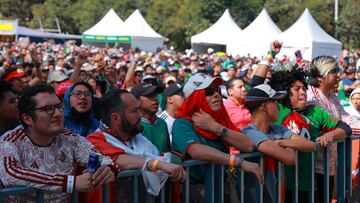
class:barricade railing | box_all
[0,136,359,203]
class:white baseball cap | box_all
[183,73,223,97]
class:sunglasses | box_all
[328,68,340,75]
[205,87,221,96]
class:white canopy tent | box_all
[279,8,342,61]
[228,9,281,57]
[191,9,242,53]
[123,9,164,52]
[82,9,132,46]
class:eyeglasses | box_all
[205,87,221,96]
[31,103,63,115]
[328,68,341,75]
[71,90,92,98]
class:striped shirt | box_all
[0,125,113,202]
[159,110,175,145]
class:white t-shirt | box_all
[158,110,175,144]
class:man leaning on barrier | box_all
[0,85,117,202]
[85,89,186,203]
[172,73,264,202]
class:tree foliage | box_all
[0,0,358,49]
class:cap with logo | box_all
[183,73,223,97]
[245,84,286,110]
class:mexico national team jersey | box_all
[0,125,114,202]
[140,118,171,154]
[276,104,339,191]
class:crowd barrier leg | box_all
[102,184,109,203]
[204,163,214,203]
[324,145,330,203]
[257,156,264,203]
[276,161,282,203]
[337,141,346,203]
[346,137,353,199]
[237,168,244,203]
[182,166,190,203]
[35,190,44,203]
[214,164,223,203]
[291,151,298,203]
[131,175,139,203]
[71,192,78,203]
[309,150,315,203]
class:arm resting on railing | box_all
[276,134,316,152]
[187,143,263,183]
[316,122,350,147]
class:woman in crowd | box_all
[306,56,357,203]
[63,82,99,137]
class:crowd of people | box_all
[0,39,359,203]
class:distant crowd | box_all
[0,40,359,203]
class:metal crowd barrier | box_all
[0,136,359,203]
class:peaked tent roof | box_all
[280,8,340,47]
[123,9,163,38]
[83,9,125,36]
[279,8,341,60]
[191,9,242,45]
[228,8,281,56]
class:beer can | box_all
[87,153,102,173]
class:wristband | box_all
[219,127,228,138]
[229,155,236,169]
[151,160,159,172]
[66,175,75,193]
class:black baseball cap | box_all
[130,83,162,98]
[245,84,286,110]
[162,84,184,104]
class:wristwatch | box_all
[219,127,228,138]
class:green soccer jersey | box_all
[275,103,339,190]
[172,118,227,184]
[140,118,171,154]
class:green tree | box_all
[29,0,79,33]
[0,0,43,25]
[337,0,360,49]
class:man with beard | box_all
[0,85,117,202]
[85,90,186,203]
[131,83,171,153]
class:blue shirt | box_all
[241,123,292,203]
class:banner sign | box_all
[0,20,17,35]
[82,34,132,43]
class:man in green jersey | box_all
[131,82,171,153]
